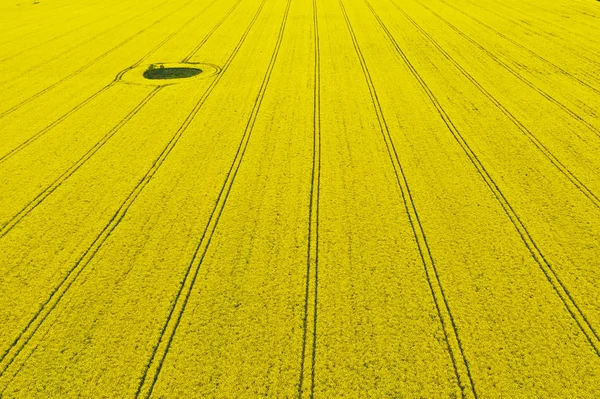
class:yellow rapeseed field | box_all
[0,0,599,397]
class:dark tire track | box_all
[134,0,292,397]
[437,0,600,94]
[0,13,106,64]
[411,0,600,139]
[483,0,600,48]
[339,0,477,397]
[0,87,161,239]
[0,0,205,121]
[0,0,108,45]
[0,86,162,378]
[0,0,226,166]
[298,0,320,396]
[366,0,600,359]
[0,0,171,88]
[0,0,250,384]
[182,0,245,63]
[0,0,143,64]
[0,84,113,165]
[384,1,600,208]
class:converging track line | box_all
[298,0,321,396]
[0,0,171,88]
[0,0,200,121]
[182,0,246,63]
[3,0,599,396]
[0,0,110,46]
[0,87,162,239]
[385,0,600,208]
[484,0,600,49]
[0,0,138,64]
[0,0,238,166]
[0,0,252,386]
[0,0,232,234]
[364,0,600,360]
[437,0,600,94]
[338,0,477,397]
[135,0,292,397]
[412,0,600,139]
[0,86,162,378]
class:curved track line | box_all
[385,1,600,208]
[134,0,289,396]
[0,0,249,384]
[0,0,108,45]
[0,0,198,121]
[339,0,477,397]
[0,0,171,88]
[0,0,226,166]
[298,0,320,396]
[412,0,600,139]
[0,0,143,64]
[365,0,600,359]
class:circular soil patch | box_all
[117,62,220,86]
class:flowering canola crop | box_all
[0,0,599,397]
